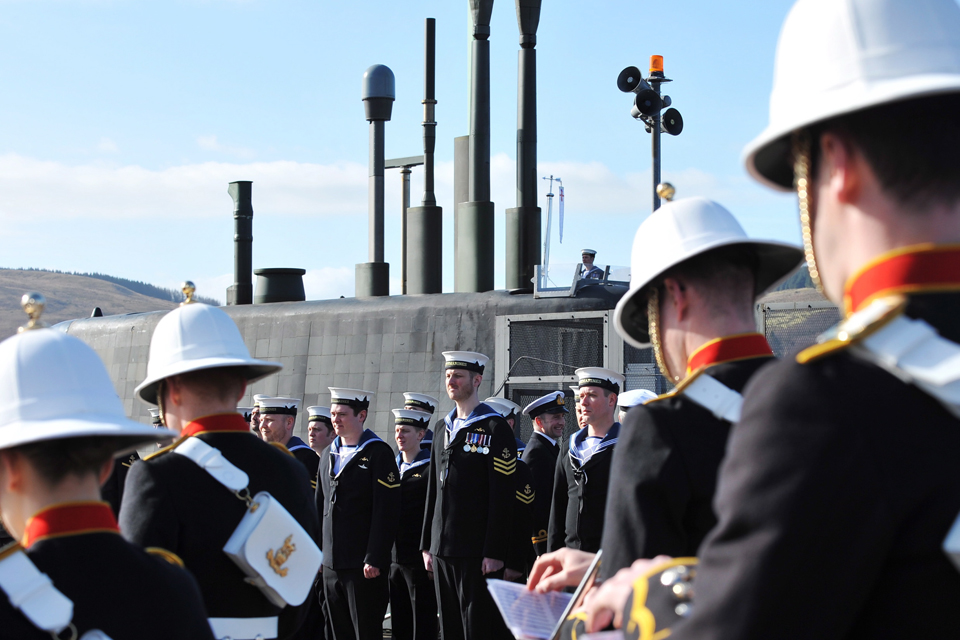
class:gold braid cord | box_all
[647,288,679,383]
[792,131,824,294]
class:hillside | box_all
[0,269,179,339]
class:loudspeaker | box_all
[617,66,643,93]
[661,108,684,135]
[634,90,662,116]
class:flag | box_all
[558,185,565,243]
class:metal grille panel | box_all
[507,318,604,378]
[623,343,672,394]
[762,306,841,358]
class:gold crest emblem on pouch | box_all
[266,535,296,577]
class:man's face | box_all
[535,411,566,439]
[260,413,293,445]
[395,424,424,453]
[446,369,478,402]
[582,253,595,266]
[308,421,335,452]
[579,386,616,426]
[250,408,260,433]
[574,402,586,428]
[330,404,365,437]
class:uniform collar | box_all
[569,423,620,465]
[286,436,310,451]
[686,333,774,375]
[397,448,431,474]
[181,412,251,437]
[331,428,381,455]
[444,403,499,431]
[22,501,119,548]
[534,431,558,447]
[843,243,960,315]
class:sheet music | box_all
[487,579,573,640]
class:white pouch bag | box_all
[174,437,322,608]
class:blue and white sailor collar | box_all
[330,429,383,477]
[444,403,499,442]
[286,435,311,453]
[396,448,431,478]
[568,422,620,467]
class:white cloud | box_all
[97,137,119,153]
[196,135,255,160]
[0,153,367,221]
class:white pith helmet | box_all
[613,197,803,348]
[743,0,960,190]
[484,397,522,418]
[135,303,282,405]
[0,329,175,451]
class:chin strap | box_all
[792,131,824,295]
[648,288,680,383]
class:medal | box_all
[463,444,471,452]
[482,447,489,455]
[471,445,478,452]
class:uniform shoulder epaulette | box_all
[146,546,185,568]
[270,442,296,458]
[143,435,188,461]
[797,295,906,364]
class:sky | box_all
[0,0,805,303]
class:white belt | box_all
[209,616,279,640]
[682,373,743,423]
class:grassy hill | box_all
[0,269,181,339]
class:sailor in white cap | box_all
[0,294,214,640]
[580,249,603,280]
[616,389,657,423]
[546,367,624,555]
[250,394,272,433]
[259,397,318,486]
[118,299,320,640]
[522,392,568,556]
[421,351,517,640]
[403,392,439,451]
[389,409,437,640]
[485,397,536,581]
[569,385,586,428]
[580,1,960,638]
[317,388,400,640]
[306,406,335,455]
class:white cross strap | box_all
[0,547,73,634]
[682,373,743,423]
[854,313,960,419]
[173,437,250,492]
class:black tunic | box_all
[506,458,536,576]
[317,429,401,571]
[119,414,320,639]
[600,356,773,579]
[547,423,620,553]
[285,435,320,490]
[523,431,560,556]
[0,531,214,640]
[670,290,960,640]
[421,403,517,560]
[393,449,431,565]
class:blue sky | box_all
[0,0,803,302]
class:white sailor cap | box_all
[403,392,439,414]
[236,406,254,421]
[618,389,658,409]
[442,351,488,374]
[523,392,570,418]
[484,397,522,418]
[149,407,163,426]
[307,406,332,423]
[575,367,626,395]
[392,408,431,428]
[329,388,374,411]
[259,397,301,416]
[569,385,580,401]
[581,249,597,256]
[253,394,273,409]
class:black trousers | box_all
[389,562,438,640]
[290,575,330,640]
[323,566,388,640]
[433,556,511,640]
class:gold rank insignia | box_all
[475,426,485,433]
[501,448,511,459]
[387,471,396,483]
[556,394,565,405]
[524,484,532,495]
[266,535,296,577]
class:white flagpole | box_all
[542,175,558,283]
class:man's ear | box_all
[0,451,24,493]
[662,277,690,322]
[98,458,115,486]
[358,409,368,424]
[819,131,862,205]
[474,374,483,390]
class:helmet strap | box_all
[792,131,825,294]
[647,287,680,383]
[155,380,167,428]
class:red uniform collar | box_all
[844,244,960,314]
[686,333,774,375]
[181,412,251,438]
[22,502,119,548]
